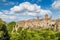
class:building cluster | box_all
[12,14,60,33]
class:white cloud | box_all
[23,11,37,16]
[0,11,16,22]
[9,16,16,19]
[0,12,3,15]
[10,2,51,16]
[10,2,41,13]
[52,0,60,9]
[40,9,52,15]
[0,2,52,22]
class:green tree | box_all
[0,24,10,40]
[7,21,16,32]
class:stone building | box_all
[16,14,55,28]
[12,14,60,33]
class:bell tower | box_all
[45,14,48,20]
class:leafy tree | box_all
[0,24,10,40]
[7,21,16,32]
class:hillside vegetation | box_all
[0,19,60,40]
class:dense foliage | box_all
[0,19,60,40]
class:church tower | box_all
[45,14,48,20]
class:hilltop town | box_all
[12,14,60,33]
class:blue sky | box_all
[0,0,60,22]
[0,0,54,10]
